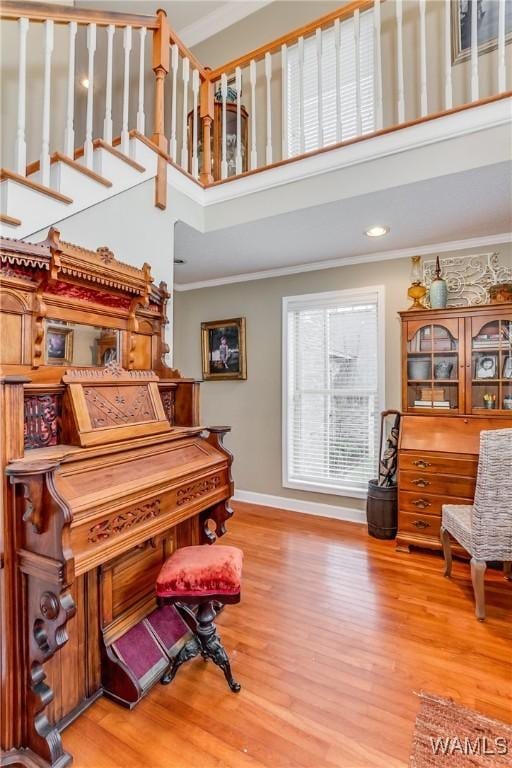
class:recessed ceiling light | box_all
[81,78,89,89]
[174,258,186,264]
[365,225,390,238]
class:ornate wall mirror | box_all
[44,320,120,367]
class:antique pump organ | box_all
[0,229,234,767]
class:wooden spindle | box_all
[103,25,114,143]
[40,19,54,186]
[396,0,405,123]
[199,76,214,184]
[137,27,147,134]
[316,29,323,147]
[170,45,178,160]
[121,25,132,154]
[250,59,257,169]
[498,0,506,93]
[14,17,29,176]
[151,8,169,209]
[354,10,362,136]
[419,0,428,116]
[281,45,288,159]
[181,57,190,170]
[334,18,342,141]
[192,69,199,178]
[298,36,305,153]
[84,22,96,169]
[236,66,242,173]
[220,73,228,179]
[471,0,479,101]
[265,52,273,164]
[374,0,383,130]
[64,21,77,157]
[444,0,452,109]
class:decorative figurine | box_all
[429,256,448,309]
[407,256,427,310]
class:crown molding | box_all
[173,233,512,291]
[179,1,274,48]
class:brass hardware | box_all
[413,459,432,469]
[412,519,430,529]
[413,498,431,509]
[412,478,430,487]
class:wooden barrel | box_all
[366,480,398,539]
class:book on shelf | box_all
[413,400,451,408]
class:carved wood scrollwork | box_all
[176,476,221,507]
[160,388,175,425]
[87,499,161,543]
[24,394,61,450]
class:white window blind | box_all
[287,10,375,156]
[283,288,384,497]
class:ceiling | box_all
[174,161,512,286]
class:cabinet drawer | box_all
[399,452,478,477]
[399,490,473,516]
[399,470,475,498]
[399,511,441,538]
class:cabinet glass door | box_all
[471,317,512,414]
[406,323,460,412]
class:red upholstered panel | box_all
[156,545,243,598]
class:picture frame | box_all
[201,317,247,381]
[46,325,74,365]
[503,355,512,379]
[474,353,497,379]
[452,0,512,64]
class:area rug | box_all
[410,692,512,767]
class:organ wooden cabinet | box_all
[0,229,235,767]
[397,303,512,553]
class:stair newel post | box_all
[151,8,170,209]
[199,71,214,184]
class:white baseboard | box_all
[232,489,366,524]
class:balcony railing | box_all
[1,0,510,208]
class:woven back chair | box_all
[440,428,512,620]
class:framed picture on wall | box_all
[46,325,74,365]
[201,317,247,380]
[452,0,512,63]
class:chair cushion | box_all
[442,504,473,554]
[156,545,243,598]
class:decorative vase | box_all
[408,359,431,380]
[483,400,495,409]
[407,256,427,310]
[503,396,512,410]
[434,361,453,379]
[429,256,448,309]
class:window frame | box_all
[282,285,386,499]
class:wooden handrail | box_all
[168,27,208,79]
[206,0,377,80]
[0,0,158,27]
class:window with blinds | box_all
[286,10,375,156]
[283,287,384,498]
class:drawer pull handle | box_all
[412,478,430,487]
[413,498,431,509]
[413,519,430,529]
[413,459,432,469]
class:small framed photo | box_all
[503,355,512,379]
[46,325,73,365]
[475,354,497,379]
[201,318,246,381]
[452,1,512,64]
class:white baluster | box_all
[444,0,452,109]
[396,0,405,123]
[498,0,506,93]
[281,45,288,159]
[220,73,228,179]
[15,17,29,176]
[354,10,362,136]
[64,21,77,157]
[236,66,242,173]
[169,45,178,160]
[181,57,190,170]
[316,29,323,147]
[191,69,199,178]
[121,25,132,154]
[419,0,428,116]
[374,0,383,130]
[103,25,114,143]
[334,19,342,141]
[84,23,96,168]
[40,20,54,186]
[137,27,147,133]
[471,0,479,101]
[298,36,304,153]
[265,52,272,164]
[250,59,257,169]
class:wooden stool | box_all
[156,545,243,692]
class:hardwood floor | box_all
[64,502,512,768]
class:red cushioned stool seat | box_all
[156,545,243,692]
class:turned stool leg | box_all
[161,635,201,685]
[196,602,241,693]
